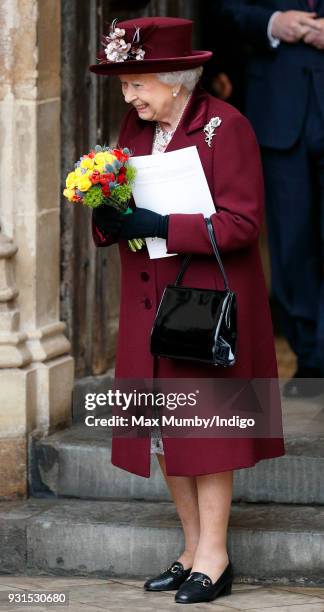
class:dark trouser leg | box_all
[308,79,324,375]
[261,137,322,372]
[318,181,324,371]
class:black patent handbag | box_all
[150,217,237,367]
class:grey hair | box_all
[156,66,203,92]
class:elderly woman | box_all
[89,16,285,605]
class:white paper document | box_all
[128,146,216,259]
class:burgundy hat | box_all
[89,16,213,75]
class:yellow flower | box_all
[75,167,83,177]
[104,152,116,164]
[94,151,116,166]
[94,164,105,174]
[80,157,95,170]
[94,152,106,166]
[77,175,92,192]
[63,188,75,202]
[66,171,77,189]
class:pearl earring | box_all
[172,91,178,97]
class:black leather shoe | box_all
[283,368,324,399]
[143,561,192,591]
[174,561,233,604]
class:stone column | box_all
[0,0,74,498]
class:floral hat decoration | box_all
[89,16,213,75]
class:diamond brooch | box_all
[203,116,222,147]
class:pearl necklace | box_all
[152,92,192,154]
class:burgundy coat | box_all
[92,82,286,477]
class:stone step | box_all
[0,498,323,584]
[32,421,324,504]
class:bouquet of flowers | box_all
[63,145,145,251]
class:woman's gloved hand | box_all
[119,208,169,240]
[92,205,123,238]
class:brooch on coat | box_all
[203,116,222,147]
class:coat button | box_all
[141,271,150,282]
[143,298,152,309]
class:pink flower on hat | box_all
[109,27,126,40]
[104,38,131,62]
[134,47,145,61]
[102,18,146,63]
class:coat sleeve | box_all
[221,0,275,49]
[91,107,134,248]
[166,112,265,256]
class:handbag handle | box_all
[174,217,230,291]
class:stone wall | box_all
[0,0,74,499]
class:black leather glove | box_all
[92,205,123,238]
[119,208,169,240]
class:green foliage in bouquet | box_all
[112,184,133,205]
[84,186,105,208]
[126,165,137,183]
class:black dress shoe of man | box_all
[174,561,233,604]
[143,561,192,591]
[283,367,324,399]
